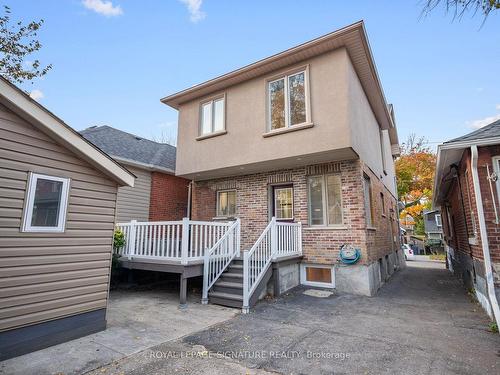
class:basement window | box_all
[22,173,70,233]
[301,264,335,288]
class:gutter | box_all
[470,145,500,328]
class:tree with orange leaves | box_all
[396,134,436,235]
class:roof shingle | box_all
[445,119,500,144]
[80,125,176,171]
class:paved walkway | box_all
[86,259,500,375]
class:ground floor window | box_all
[307,174,342,226]
[216,190,236,217]
[301,264,335,288]
[22,173,70,232]
[363,174,373,227]
[273,185,293,220]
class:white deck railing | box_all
[242,218,302,312]
[115,218,233,264]
[201,219,241,304]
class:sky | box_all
[11,0,500,148]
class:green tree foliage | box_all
[0,5,52,84]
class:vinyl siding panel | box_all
[0,107,118,332]
[115,166,151,222]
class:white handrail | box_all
[202,219,241,304]
[242,218,302,313]
[115,219,233,263]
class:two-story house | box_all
[161,21,402,305]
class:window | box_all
[216,190,236,217]
[268,69,309,131]
[363,174,373,227]
[445,206,454,238]
[380,192,386,216]
[464,170,477,237]
[307,174,342,226]
[301,264,335,287]
[380,130,387,173]
[435,214,442,227]
[273,186,293,220]
[200,97,225,136]
[22,173,70,232]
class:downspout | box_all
[470,145,500,328]
[187,181,193,219]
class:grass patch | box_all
[489,322,498,333]
[429,254,446,261]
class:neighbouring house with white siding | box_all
[0,78,135,360]
[81,126,189,222]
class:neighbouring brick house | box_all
[433,119,500,326]
[161,21,403,297]
[81,126,189,222]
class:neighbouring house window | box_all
[445,205,454,238]
[435,214,442,227]
[464,170,477,237]
[307,174,342,226]
[301,264,335,287]
[363,174,373,227]
[273,186,294,220]
[380,192,385,215]
[216,190,236,217]
[22,173,70,232]
[268,69,308,131]
[200,97,225,136]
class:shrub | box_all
[113,229,126,250]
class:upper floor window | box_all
[200,96,225,136]
[268,68,309,131]
[22,173,70,232]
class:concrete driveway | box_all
[84,259,500,375]
[0,289,237,375]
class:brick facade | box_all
[441,146,500,288]
[191,160,399,266]
[149,172,189,221]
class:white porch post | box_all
[242,250,250,313]
[181,217,189,265]
[127,220,137,260]
[201,250,209,304]
[271,217,277,260]
[298,221,303,255]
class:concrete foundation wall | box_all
[278,263,300,294]
[334,249,405,296]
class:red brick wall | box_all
[441,146,500,280]
[191,160,399,265]
[363,164,400,263]
[149,172,189,221]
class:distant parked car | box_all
[402,244,416,261]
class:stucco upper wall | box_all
[176,48,353,177]
[347,57,397,196]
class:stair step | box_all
[221,272,243,280]
[209,291,243,301]
[215,281,243,289]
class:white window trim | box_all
[266,65,311,133]
[493,156,500,214]
[22,173,70,233]
[307,174,344,227]
[435,214,442,227]
[216,189,237,218]
[199,94,226,137]
[300,263,335,288]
